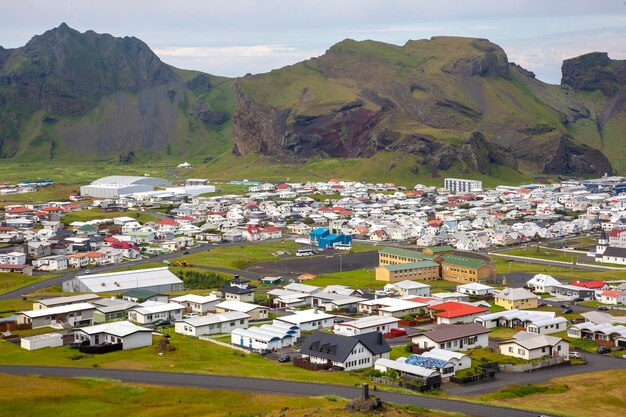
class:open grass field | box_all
[306,268,385,289]
[62,208,160,225]
[0,329,363,386]
[500,247,579,264]
[0,375,469,417]
[174,240,301,270]
[475,369,626,417]
[0,184,81,207]
[0,272,59,296]
[0,297,32,317]
[494,257,626,282]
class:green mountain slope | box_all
[233,37,623,177]
[0,24,233,164]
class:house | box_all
[597,290,626,305]
[174,312,250,336]
[411,323,490,351]
[456,283,495,296]
[567,322,626,348]
[273,309,335,331]
[122,289,169,304]
[62,267,183,293]
[215,300,268,320]
[499,331,569,360]
[427,301,489,325]
[170,294,222,315]
[0,251,26,265]
[27,241,52,259]
[570,280,609,291]
[374,358,441,385]
[128,302,184,324]
[526,274,561,294]
[92,298,138,323]
[333,316,400,336]
[358,298,426,318]
[550,284,596,301]
[494,288,539,310]
[383,280,431,297]
[402,354,456,379]
[32,255,68,271]
[474,309,567,335]
[299,331,391,371]
[17,302,96,329]
[421,348,471,371]
[32,294,100,310]
[66,253,89,268]
[231,324,297,350]
[73,321,153,350]
[219,276,256,302]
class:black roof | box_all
[231,276,250,284]
[299,331,390,363]
[601,246,626,258]
[220,286,254,295]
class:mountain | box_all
[1,26,625,183]
[233,37,625,177]
[0,23,233,162]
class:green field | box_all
[0,272,59,296]
[494,257,626,282]
[62,208,160,225]
[499,247,579,264]
[306,269,384,289]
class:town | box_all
[0,173,625,416]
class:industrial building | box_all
[80,175,171,198]
[62,267,183,293]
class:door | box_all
[240,337,244,346]
[460,338,464,349]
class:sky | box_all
[1,0,626,84]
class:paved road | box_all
[445,352,626,396]
[0,365,541,417]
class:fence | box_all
[79,343,123,354]
[0,322,31,332]
[450,368,496,385]
[498,356,568,373]
[199,336,250,354]
[293,357,331,371]
[370,377,441,392]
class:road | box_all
[445,352,626,396]
[0,365,542,417]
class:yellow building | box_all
[375,261,440,282]
[440,255,495,284]
[378,247,437,266]
[494,288,539,310]
[422,246,455,256]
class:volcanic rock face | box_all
[562,52,626,97]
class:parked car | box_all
[598,306,609,311]
[154,319,171,327]
[597,346,611,354]
[562,308,573,314]
[183,250,190,255]
[254,348,271,356]
[568,351,582,359]
[560,303,569,308]
[162,260,171,265]
[538,302,547,307]
[278,354,291,362]
[183,313,198,319]
[84,269,92,274]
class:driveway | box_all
[0,365,542,417]
[444,352,626,396]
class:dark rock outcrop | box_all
[186,73,212,91]
[561,52,626,96]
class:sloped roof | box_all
[300,331,390,362]
[383,261,439,271]
[441,255,487,269]
[379,247,435,260]
[416,323,490,343]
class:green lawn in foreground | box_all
[175,240,301,269]
[62,208,159,225]
[0,329,363,386]
[0,272,59,296]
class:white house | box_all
[170,294,222,315]
[411,323,490,351]
[32,255,68,271]
[333,315,400,336]
[498,331,569,360]
[384,280,431,297]
[474,309,566,335]
[421,348,471,371]
[17,302,95,329]
[231,324,297,350]
[73,321,153,350]
[526,274,561,294]
[273,309,335,331]
[300,331,391,371]
[215,300,269,320]
[374,358,441,383]
[175,312,250,336]
[358,298,427,318]
[128,302,184,324]
[456,283,495,297]
[597,290,626,305]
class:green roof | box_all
[379,247,435,261]
[425,245,454,253]
[383,261,439,272]
[122,289,160,299]
[441,255,487,269]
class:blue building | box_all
[309,228,352,249]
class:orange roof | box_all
[429,301,488,318]
[86,251,105,258]
[600,290,625,298]
[298,273,317,280]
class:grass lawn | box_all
[0,184,81,207]
[0,328,364,386]
[0,272,59,295]
[0,297,33,317]
[474,369,626,417]
[485,327,517,341]
[390,345,412,360]
[0,375,469,417]
[175,240,301,269]
[500,247,579,264]
[466,348,529,365]
[306,269,385,289]
[62,208,160,225]
[494,258,626,282]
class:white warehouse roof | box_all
[72,267,182,293]
[90,176,171,186]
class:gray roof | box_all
[600,247,626,258]
[417,323,490,343]
[299,331,390,362]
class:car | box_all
[596,346,611,354]
[183,313,198,319]
[278,354,291,362]
[568,351,582,359]
[183,250,190,255]
[560,303,569,308]
[538,302,547,307]
[254,349,271,356]
[162,260,171,265]
[154,319,171,327]
[562,308,573,314]
[84,269,91,274]
[598,306,609,311]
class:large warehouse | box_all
[80,175,171,198]
[62,267,183,293]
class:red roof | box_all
[42,207,62,212]
[428,220,443,227]
[276,183,290,189]
[328,178,339,183]
[112,241,138,250]
[261,225,280,233]
[5,208,33,214]
[86,251,105,258]
[609,229,625,237]
[600,290,625,298]
[178,216,195,221]
[571,280,606,289]
[103,237,118,243]
[158,219,178,226]
[0,227,15,231]
[429,301,488,318]
[405,296,437,303]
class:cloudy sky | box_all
[2,0,626,84]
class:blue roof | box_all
[405,354,449,369]
[310,228,328,236]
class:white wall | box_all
[122,332,153,349]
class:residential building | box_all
[273,309,335,331]
[499,331,569,360]
[32,294,100,310]
[456,283,495,296]
[73,321,153,350]
[440,255,495,284]
[231,324,297,350]
[411,323,490,351]
[92,298,138,323]
[444,178,482,193]
[494,288,539,310]
[17,302,95,329]
[170,294,222,315]
[375,261,440,282]
[128,302,184,324]
[427,301,489,325]
[526,274,561,294]
[598,290,626,305]
[219,276,256,302]
[215,300,268,320]
[333,316,400,336]
[175,312,250,336]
